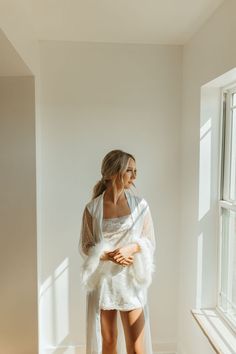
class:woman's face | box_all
[122,158,137,188]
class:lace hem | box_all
[100,304,143,311]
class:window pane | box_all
[229,109,236,202]
[219,208,236,325]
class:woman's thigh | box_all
[120,308,145,352]
[100,309,118,343]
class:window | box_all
[218,85,236,331]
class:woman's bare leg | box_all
[100,309,118,354]
[120,308,145,354]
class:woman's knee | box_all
[100,309,118,351]
[102,330,117,348]
[102,329,118,346]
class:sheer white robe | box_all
[79,188,156,354]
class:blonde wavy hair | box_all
[92,149,136,199]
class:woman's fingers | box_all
[113,253,127,261]
[107,252,116,257]
[108,252,134,265]
[118,257,134,265]
[113,253,120,259]
[113,251,134,260]
[114,255,133,262]
[122,259,133,266]
[115,256,124,262]
[108,248,119,255]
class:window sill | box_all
[191,308,236,354]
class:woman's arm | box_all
[128,201,156,288]
[79,206,95,257]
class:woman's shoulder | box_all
[84,193,101,215]
[84,200,94,215]
[126,188,149,209]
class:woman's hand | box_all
[109,243,140,266]
[110,252,134,266]
[100,249,133,266]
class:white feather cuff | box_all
[81,240,114,292]
[131,238,155,288]
[81,238,155,291]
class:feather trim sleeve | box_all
[78,206,95,257]
[78,206,114,291]
[131,202,156,288]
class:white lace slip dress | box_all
[99,213,146,311]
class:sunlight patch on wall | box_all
[39,258,69,349]
[54,258,69,345]
[40,275,54,346]
[198,118,212,221]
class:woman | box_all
[79,149,156,354]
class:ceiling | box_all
[22,0,224,45]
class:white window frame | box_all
[217,83,236,333]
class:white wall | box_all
[0,76,38,354]
[0,0,39,76]
[2,1,236,353]
[0,28,32,76]
[38,41,182,353]
[178,0,236,353]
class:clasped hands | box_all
[100,243,140,267]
